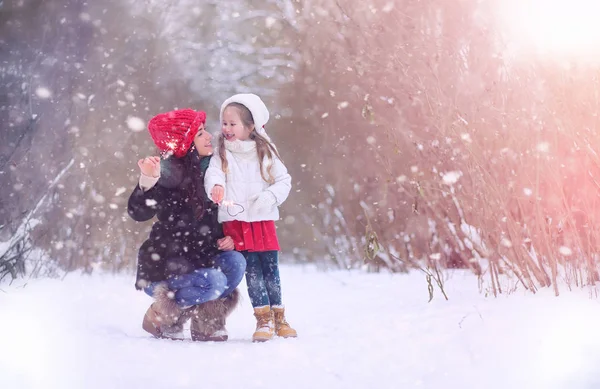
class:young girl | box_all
[204,93,297,342]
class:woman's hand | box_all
[217,236,235,251]
[137,156,161,178]
[211,185,225,203]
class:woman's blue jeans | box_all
[144,251,246,308]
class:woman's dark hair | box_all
[158,146,209,220]
[184,145,209,220]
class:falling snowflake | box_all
[126,116,146,132]
[321,112,329,119]
[559,246,573,256]
[501,238,513,248]
[536,142,550,153]
[442,171,462,185]
[265,16,276,28]
[337,101,349,109]
[524,188,533,196]
[93,193,105,204]
[145,199,157,207]
[35,87,52,99]
[114,187,127,196]
[136,279,149,289]
[382,2,394,13]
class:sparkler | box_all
[218,200,245,217]
[160,141,177,160]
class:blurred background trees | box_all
[3,0,600,295]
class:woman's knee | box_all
[228,252,247,274]
[225,254,246,286]
[214,251,247,272]
[193,268,227,295]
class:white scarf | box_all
[224,128,273,155]
[224,138,257,155]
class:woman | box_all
[127,108,246,342]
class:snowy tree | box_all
[1,0,308,277]
[0,0,90,280]
[126,0,301,108]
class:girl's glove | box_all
[248,191,277,215]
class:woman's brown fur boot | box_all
[142,283,190,340]
[190,288,240,342]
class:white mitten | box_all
[248,191,277,215]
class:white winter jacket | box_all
[204,139,292,223]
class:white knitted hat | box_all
[220,93,270,139]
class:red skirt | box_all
[222,220,280,252]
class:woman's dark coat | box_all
[128,153,223,289]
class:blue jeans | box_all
[145,251,246,308]
[243,250,282,308]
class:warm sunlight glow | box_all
[498,0,600,59]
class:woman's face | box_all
[222,106,252,141]
[193,123,214,156]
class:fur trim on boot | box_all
[142,283,190,340]
[190,288,241,342]
[152,283,183,324]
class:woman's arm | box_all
[128,156,162,222]
[127,184,160,222]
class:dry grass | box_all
[280,0,600,295]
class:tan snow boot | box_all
[252,306,275,342]
[272,306,297,338]
[142,284,190,340]
[190,289,240,342]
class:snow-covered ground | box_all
[2,265,600,389]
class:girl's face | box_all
[222,106,253,141]
[193,123,214,156]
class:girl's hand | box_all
[211,185,224,203]
[248,191,277,215]
[137,156,161,178]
